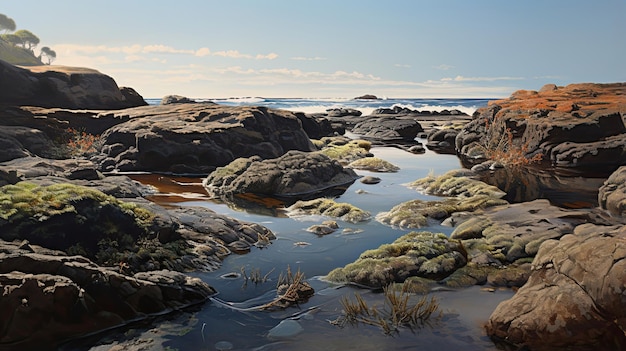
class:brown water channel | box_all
[65,144,605,350]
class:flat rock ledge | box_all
[486,224,626,350]
[0,242,215,350]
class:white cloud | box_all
[395,64,411,68]
[291,56,327,61]
[441,75,524,82]
[194,47,211,57]
[434,64,454,70]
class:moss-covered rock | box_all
[287,198,371,223]
[376,195,507,229]
[409,169,506,199]
[326,231,467,288]
[316,137,372,164]
[347,157,400,172]
[0,182,154,257]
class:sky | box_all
[2,0,625,99]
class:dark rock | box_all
[351,116,423,142]
[325,108,362,117]
[354,94,378,100]
[426,129,459,154]
[98,104,317,174]
[295,112,338,138]
[0,126,55,162]
[0,59,147,109]
[0,246,214,350]
[203,150,359,201]
[360,176,381,184]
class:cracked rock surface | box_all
[485,223,626,350]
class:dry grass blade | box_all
[334,283,440,335]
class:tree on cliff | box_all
[0,14,16,33]
[14,29,40,51]
[40,46,56,65]
[0,33,21,46]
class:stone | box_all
[203,150,359,201]
[486,224,626,350]
[287,198,371,223]
[347,157,399,172]
[0,248,214,350]
[0,59,147,109]
[160,95,197,104]
[598,165,626,218]
[351,116,424,142]
[455,83,626,174]
[360,176,381,184]
[98,104,317,174]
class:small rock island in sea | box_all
[0,57,625,350]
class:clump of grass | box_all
[240,266,275,288]
[331,283,440,335]
[288,198,371,223]
[478,116,543,168]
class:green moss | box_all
[450,217,492,240]
[326,231,467,288]
[347,157,400,172]
[410,170,506,199]
[0,182,159,266]
[288,198,371,223]
[318,139,372,163]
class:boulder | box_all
[97,104,317,174]
[0,59,147,109]
[455,83,626,174]
[0,126,56,162]
[287,198,371,223]
[203,150,359,202]
[426,128,459,154]
[353,94,378,100]
[598,165,626,218]
[0,243,215,350]
[160,95,197,105]
[351,116,424,142]
[486,224,626,350]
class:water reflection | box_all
[477,166,605,208]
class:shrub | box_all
[478,117,543,168]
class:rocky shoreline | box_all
[1,58,625,350]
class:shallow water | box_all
[66,142,603,350]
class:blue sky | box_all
[3,0,625,98]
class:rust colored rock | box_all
[456,82,626,175]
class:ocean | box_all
[145,96,494,116]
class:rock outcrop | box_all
[486,224,626,350]
[351,116,424,142]
[456,83,626,174]
[203,150,359,202]
[0,241,215,350]
[97,104,318,174]
[0,59,147,109]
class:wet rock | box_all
[203,150,359,201]
[0,245,214,350]
[486,224,626,350]
[360,176,381,184]
[407,144,426,154]
[426,129,459,154]
[326,231,467,288]
[326,107,362,117]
